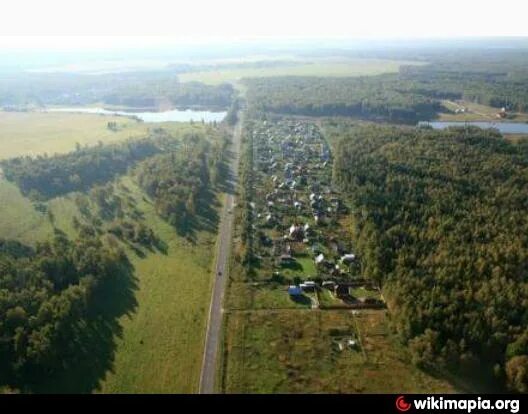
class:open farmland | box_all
[0,111,152,159]
[178,59,423,84]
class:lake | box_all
[419,121,528,134]
[46,107,227,123]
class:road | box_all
[199,115,242,394]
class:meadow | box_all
[222,309,456,393]
[439,99,528,122]
[97,177,218,393]
[0,111,150,159]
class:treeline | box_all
[1,138,165,200]
[399,65,528,112]
[0,233,128,387]
[104,81,234,109]
[136,129,229,234]
[331,124,528,392]
[246,76,442,124]
[0,72,234,109]
[245,57,528,122]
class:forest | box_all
[245,56,528,122]
[0,122,230,391]
[245,75,442,123]
[330,123,528,392]
[136,128,229,235]
[0,232,129,389]
[0,72,234,109]
[0,134,173,200]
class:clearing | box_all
[0,111,150,159]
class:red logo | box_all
[396,396,412,412]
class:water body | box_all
[46,107,227,123]
[419,121,528,135]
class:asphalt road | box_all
[199,115,242,394]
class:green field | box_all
[0,172,219,393]
[0,119,223,393]
[0,111,151,159]
[178,59,423,84]
[439,100,528,122]
[222,310,456,393]
[97,177,218,393]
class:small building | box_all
[347,339,358,349]
[341,254,356,264]
[289,224,304,240]
[322,280,336,290]
[300,281,316,292]
[280,254,294,263]
[315,253,325,265]
[288,285,303,296]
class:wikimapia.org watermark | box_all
[395,396,520,413]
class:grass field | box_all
[0,178,54,244]
[97,177,218,393]
[0,173,219,393]
[222,309,456,393]
[0,119,222,393]
[439,100,528,122]
[178,59,423,84]
[0,111,151,159]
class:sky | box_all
[0,0,527,50]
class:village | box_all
[248,119,385,311]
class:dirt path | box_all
[198,113,242,394]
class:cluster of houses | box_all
[251,120,384,309]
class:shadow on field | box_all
[25,259,139,394]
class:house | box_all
[341,254,356,264]
[280,254,294,263]
[300,280,316,292]
[288,285,303,296]
[265,215,277,227]
[289,224,304,240]
[497,107,508,118]
[347,339,358,349]
[322,281,336,290]
[315,253,325,265]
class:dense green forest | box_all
[399,65,528,112]
[0,138,165,200]
[330,123,528,392]
[103,80,234,109]
[137,128,229,235]
[0,233,129,389]
[245,54,528,122]
[246,75,442,123]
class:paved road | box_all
[199,115,242,394]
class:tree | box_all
[506,356,528,393]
